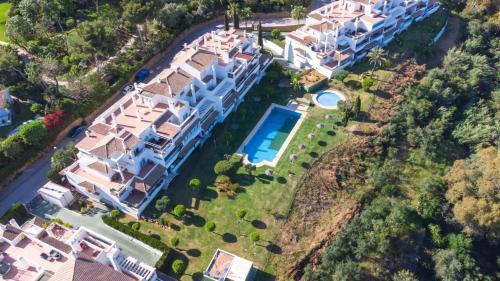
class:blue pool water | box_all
[316,91,343,107]
[243,107,301,164]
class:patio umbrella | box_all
[298,144,306,150]
[325,114,333,119]
[290,154,298,161]
[316,123,325,129]
[307,133,316,139]
[265,169,273,177]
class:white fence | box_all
[263,39,284,56]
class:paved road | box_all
[0,136,80,215]
[30,200,162,266]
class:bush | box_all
[19,120,47,147]
[131,222,140,231]
[205,221,216,232]
[101,216,171,271]
[172,204,186,217]
[44,110,70,131]
[214,160,233,175]
[333,70,349,81]
[188,178,202,193]
[155,196,170,212]
[0,202,30,224]
[361,77,375,91]
[109,210,120,219]
[172,259,185,274]
[30,103,43,115]
[271,28,281,39]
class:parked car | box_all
[134,69,150,82]
[121,84,134,95]
[50,249,62,260]
[40,253,53,261]
[0,262,11,277]
[68,125,86,138]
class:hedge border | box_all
[101,215,172,271]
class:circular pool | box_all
[313,91,345,109]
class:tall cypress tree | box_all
[258,21,263,47]
[224,12,229,31]
[233,8,240,29]
[354,96,361,118]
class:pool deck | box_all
[237,103,307,167]
[312,88,346,109]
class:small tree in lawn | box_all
[172,259,185,274]
[189,178,202,196]
[367,47,387,77]
[235,208,247,236]
[170,236,179,248]
[354,96,361,118]
[250,231,260,253]
[155,196,170,212]
[205,221,216,234]
[257,20,263,47]
[173,204,186,218]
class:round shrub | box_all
[172,204,186,217]
[205,221,216,232]
[361,77,375,91]
[333,69,349,81]
[235,208,247,220]
[109,210,120,219]
[188,178,202,192]
[131,222,140,231]
[172,259,185,274]
[214,160,233,175]
[250,231,260,242]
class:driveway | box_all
[30,199,162,266]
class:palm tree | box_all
[367,47,387,77]
[290,75,301,92]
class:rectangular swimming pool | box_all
[241,105,302,166]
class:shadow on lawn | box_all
[251,219,267,229]
[222,233,237,243]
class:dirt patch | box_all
[427,16,462,67]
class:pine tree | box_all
[354,96,361,118]
[224,12,229,31]
[258,21,263,47]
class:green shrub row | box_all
[101,215,172,271]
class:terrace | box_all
[204,249,253,281]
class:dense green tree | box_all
[18,120,47,147]
[155,196,170,212]
[0,136,24,160]
[291,6,306,24]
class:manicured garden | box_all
[113,62,377,280]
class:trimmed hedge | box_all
[101,215,172,271]
[1,202,30,224]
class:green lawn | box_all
[117,63,377,280]
[0,1,12,43]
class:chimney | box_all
[9,219,20,229]
[133,82,138,91]
[85,130,90,137]
[119,104,125,113]
[183,43,187,48]
[111,113,117,127]
[148,99,153,111]
[168,83,173,96]
[135,108,142,120]
[156,78,161,84]
[152,124,157,133]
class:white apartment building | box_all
[0,217,163,281]
[284,0,440,78]
[63,28,273,218]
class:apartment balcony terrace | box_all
[145,135,172,155]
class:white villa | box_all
[284,0,440,78]
[63,28,273,218]
[0,88,13,127]
[0,217,163,281]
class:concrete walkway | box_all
[30,199,162,266]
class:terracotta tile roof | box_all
[164,69,194,96]
[132,164,166,193]
[235,52,253,61]
[88,161,110,174]
[142,82,169,96]
[39,230,72,253]
[80,181,96,194]
[89,137,126,159]
[309,12,324,21]
[154,112,181,138]
[310,21,336,32]
[49,258,136,281]
[187,49,218,71]
[361,15,385,24]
